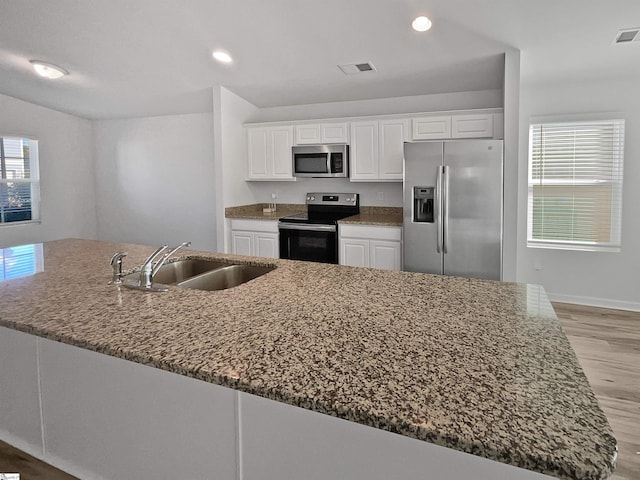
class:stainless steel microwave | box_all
[292,144,349,178]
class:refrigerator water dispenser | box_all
[413,187,434,223]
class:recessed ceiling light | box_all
[212,50,233,63]
[29,60,68,79]
[412,16,432,32]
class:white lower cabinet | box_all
[238,392,553,480]
[0,327,44,452]
[230,219,279,258]
[0,327,553,480]
[339,224,402,270]
[0,329,238,480]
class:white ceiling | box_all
[1,0,638,119]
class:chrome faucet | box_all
[138,242,192,288]
[109,251,127,284]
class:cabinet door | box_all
[412,116,452,140]
[232,232,254,256]
[270,126,294,178]
[379,119,409,180]
[350,121,379,181]
[340,238,369,267]
[295,124,322,144]
[451,114,494,138]
[321,122,349,143]
[39,337,237,480]
[0,327,44,451]
[247,127,269,179]
[370,240,402,271]
[255,233,279,259]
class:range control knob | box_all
[310,196,315,201]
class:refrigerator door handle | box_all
[443,165,450,254]
[436,166,443,253]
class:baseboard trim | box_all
[0,429,104,480]
[547,293,640,312]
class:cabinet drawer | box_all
[230,219,279,233]
[340,225,402,241]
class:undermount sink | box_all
[121,258,275,292]
[149,258,226,284]
[176,264,274,291]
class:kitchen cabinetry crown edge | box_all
[243,108,503,128]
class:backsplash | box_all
[247,178,403,207]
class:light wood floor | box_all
[554,302,640,480]
[0,303,638,479]
[0,440,77,480]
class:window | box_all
[527,119,624,252]
[0,137,40,225]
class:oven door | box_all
[278,223,338,264]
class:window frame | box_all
[0,135,41,227]
[526,114,625,252]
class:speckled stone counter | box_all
[225,203,305,220]
[339,206,403,226]
[0,239,616,480]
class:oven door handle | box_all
[278,223,337,233]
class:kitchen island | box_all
[0,239,616,480]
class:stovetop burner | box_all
[279,193,359,225]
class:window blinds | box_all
[527,119,624,251]
[0,137,39,224]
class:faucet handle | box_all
[109,251,128,284]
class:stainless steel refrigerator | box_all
[403,140,503,280]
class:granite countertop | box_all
[339,206,403,226]
[225,204,403,226]
[225,203,306,220]
[0,239,616,480]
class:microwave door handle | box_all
[326,153,331,174]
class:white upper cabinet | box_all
[246,110,502,182]
[412,116,452,140]
[412,113,495,140]
[247,125,296,181]
[295,122,349,144]
[350,118,408,181]
[451,114,494,138]
[350,121,379,181]
[378,118,409,180]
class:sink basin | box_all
[176,265,274,291]
[121,258,274,292]
[151,259,226,284]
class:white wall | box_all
[517,78,640,311]
[251,89,503,123]
[248,179,402,207]
[93,113,216,252]
[501,49,520,282]
[219,87,259,208]
[0,93,96,248]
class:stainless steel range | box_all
[278,193,359,264]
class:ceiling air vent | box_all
[614,28,640,44]
[338,62,377,75]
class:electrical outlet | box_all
[377,191,384,202]
[534,261,542,271]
